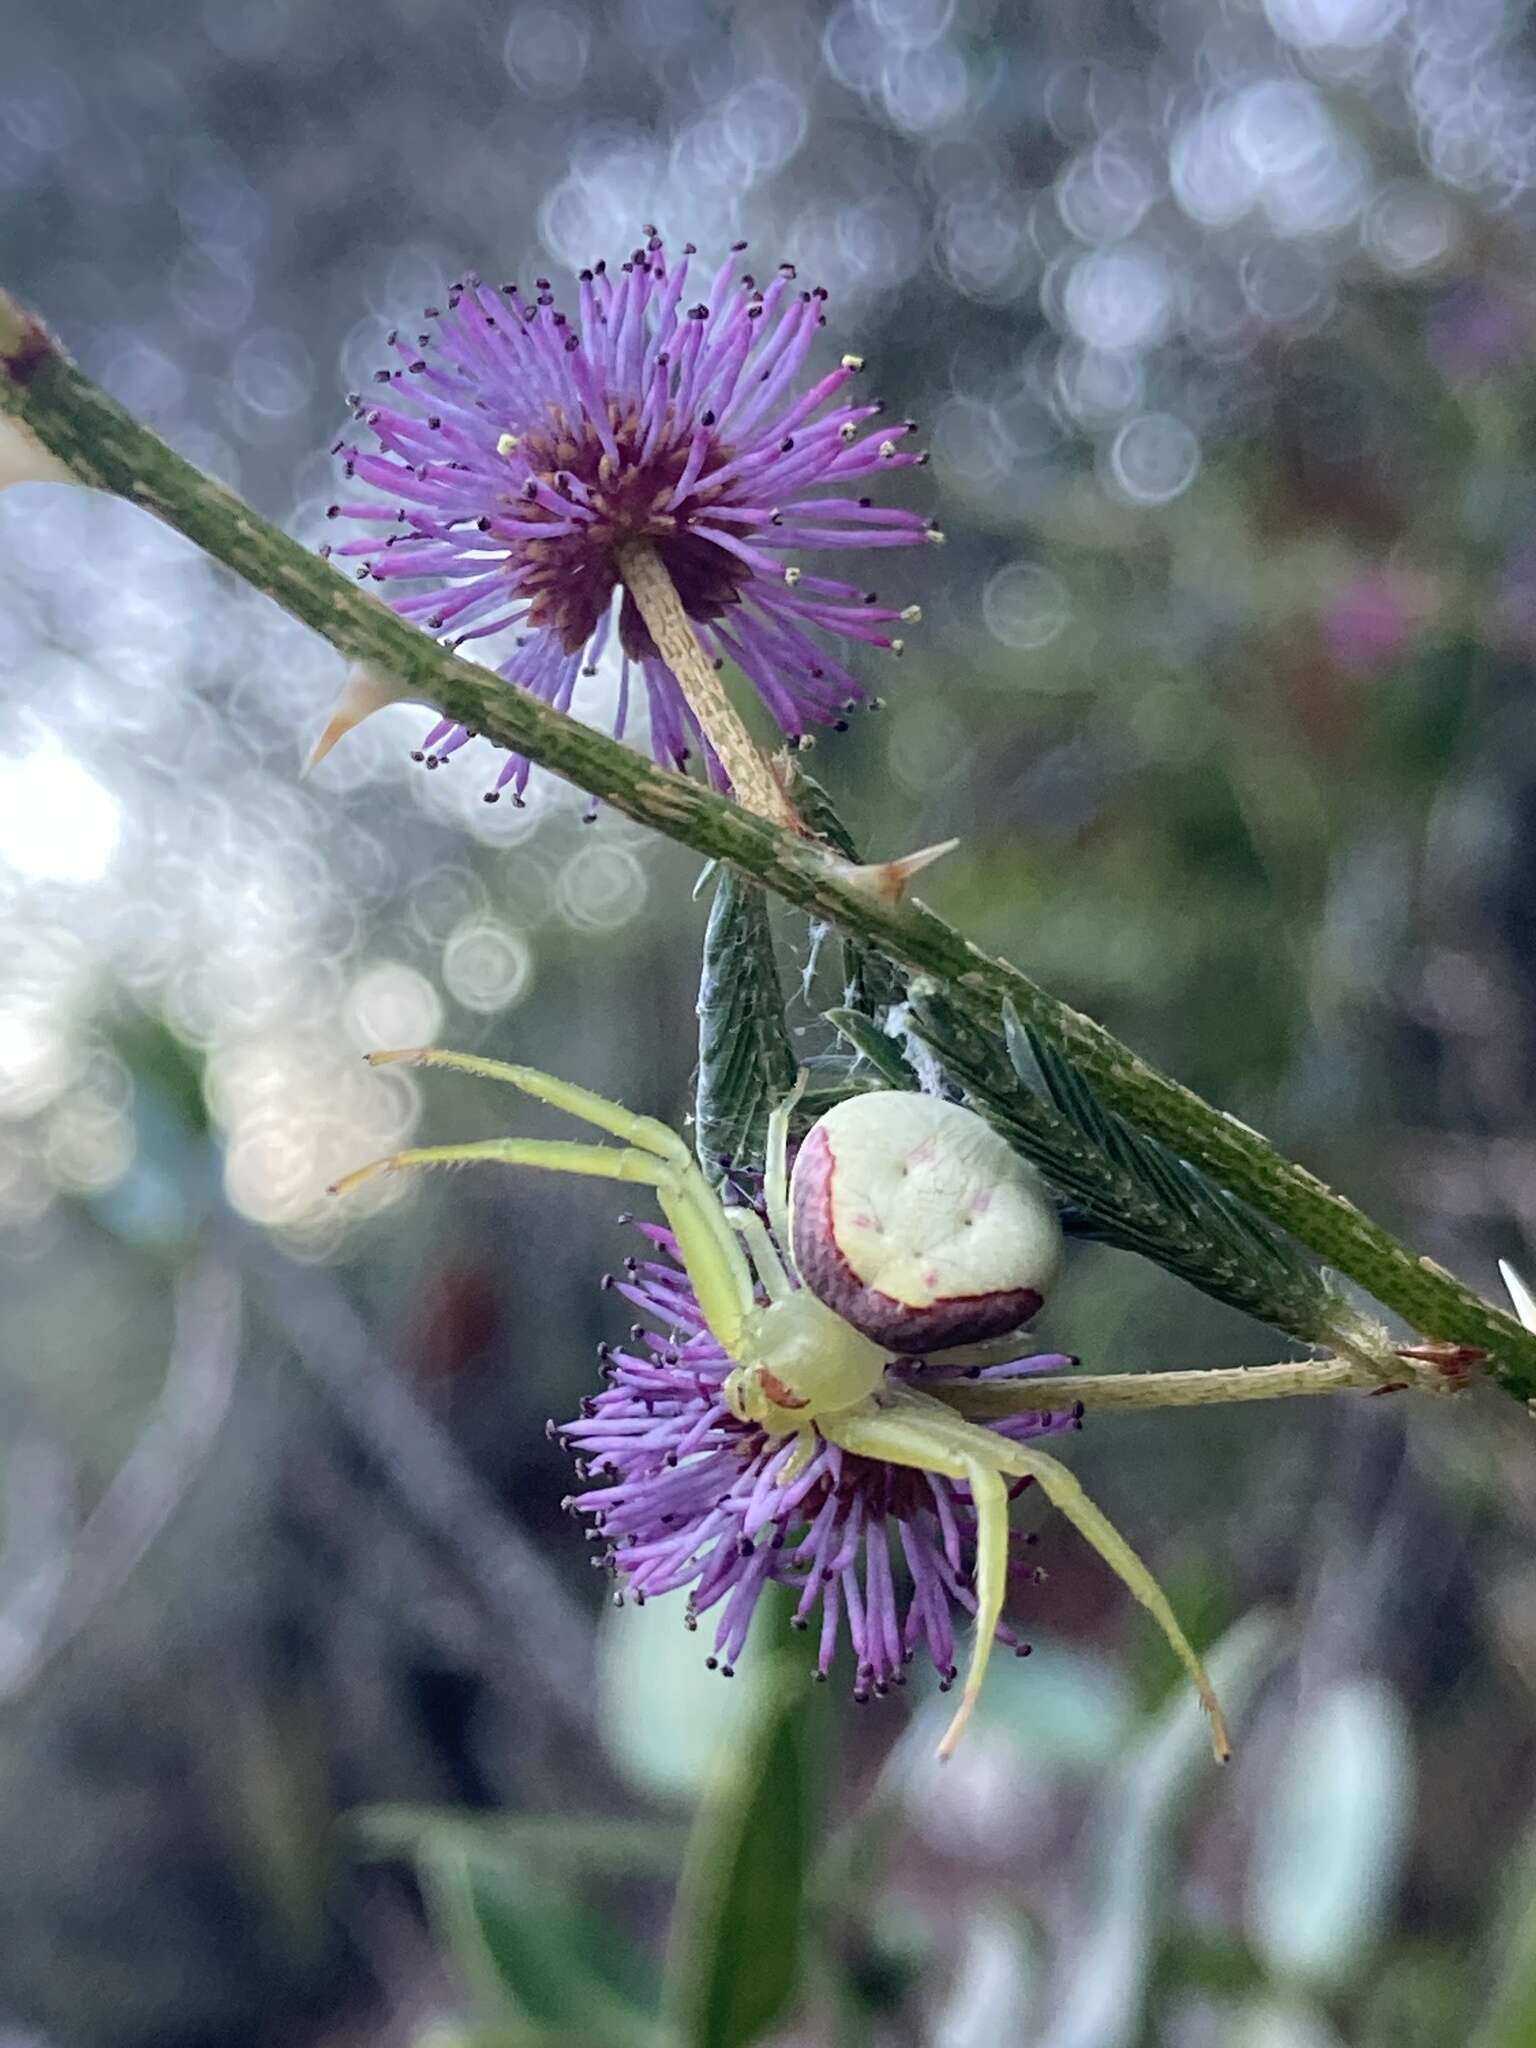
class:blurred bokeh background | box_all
[7,0,1536,2042]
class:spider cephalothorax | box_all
[332,1049,1229,1762]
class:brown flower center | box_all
[508,404,748,659]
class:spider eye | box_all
[788,1093,1063,1354]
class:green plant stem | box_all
[5,287,1534,1400]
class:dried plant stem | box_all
[617,538,799,829]
[5,285,1536,1401]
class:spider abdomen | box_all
[789,1092,1063,1354]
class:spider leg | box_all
[827,1398,1006,1757]
[828,1388,1229,1763]
[987,1431,1230,1763]
[363,1048,689,1164]
[777,1425,820,1488]
[331,1125,755,1354]
[725,1205,794,1302]
[764,1069,808,1256]
[330,1137,677,1201]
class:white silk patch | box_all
[797,1093,1063,1308]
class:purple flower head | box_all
[328,230,933,802]
[559,1219,1077,1697]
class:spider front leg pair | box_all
[331,1046,762,1355]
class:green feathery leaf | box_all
[694,867,797,1180]
[895,982,1347,1346]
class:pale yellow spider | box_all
[332,1047,1229,1762]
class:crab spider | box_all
[332,1048,1229,1763]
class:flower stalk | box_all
[616,537,798,828]
[5,281,1536,1403]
